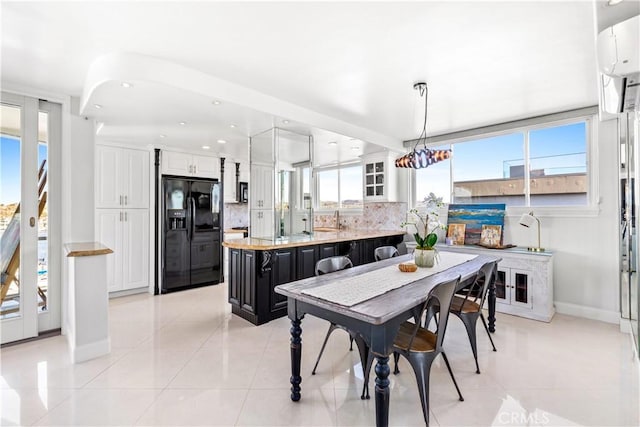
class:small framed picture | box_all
[447,223,466,245]
[480,225,502,247]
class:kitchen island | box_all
[222,230,405,325]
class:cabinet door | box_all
[319,244,337,260]
[494,268,510,304]
[250,210,274,239]
[95,209,122,292]
[297,246,318,279]
[95,145,123,208]
[241,251,256,314]
[271,249,295,313]
[122,209,149,291]
[162,151,192,176]
[346,241,363,266]
[251,165,273,209]
[228,248,241,306]
[510,268,533,309]
[193,155,220,179]
[224,160,237,203]
[123,149,149,208]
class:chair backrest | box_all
[406,276,460,352]
[374,246,399,261]
[454,261,497,312]
[315,256,353,276]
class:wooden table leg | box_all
[374,355,390,427]
[488,279,496,333]
[290,317,302,401]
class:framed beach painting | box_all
[447,203,506,245]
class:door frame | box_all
[1,91,62,343]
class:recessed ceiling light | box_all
[202,145,210,150]
[159,134,166,138]
[283,120,289,124]
[121,82,133,88]
[213,100,221,105]
[230,124,236,128]
[328,141,338,146]
[607,0,624,5]
[94,104,102,109]
[179,121,186,126]
[217,139,227,144]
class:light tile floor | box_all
[1,284,639,426]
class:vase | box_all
[414,248,436,268]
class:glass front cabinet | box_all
[495,267,534,309]
[362,151,401,202]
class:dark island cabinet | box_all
[319,243,337,259]
[270,249,296,314]
[228,234,405,325]
[297,246,319,279]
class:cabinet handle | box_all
[125,212,128,221]
[120,212,123,222]
[194,165,197,173]
[124,195,128,205]
[120,195,123,205]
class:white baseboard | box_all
[109,287,148,299]
[71,338,111,363]
[554,301,620,324]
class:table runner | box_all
[301,252,478,307]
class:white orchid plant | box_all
[401,192,446,250]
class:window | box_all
[316,164,363,210]
[414,118,589,207]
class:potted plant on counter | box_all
[402,192,446,267]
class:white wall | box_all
[62,97,96,338]
[68,98,96,241]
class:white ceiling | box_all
[1,1,624,165]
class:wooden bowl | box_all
[398,262,418,272]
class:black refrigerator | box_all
[161,177,222,293]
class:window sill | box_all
[505,205,600,218]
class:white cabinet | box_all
[362,152,399,202]
[438,245,554,322]
[96,145,149,209]
[161,150,220,179]
[250,209,274,239]
[96,209,149,292]
[250,164,274,209]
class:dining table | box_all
[274,251,500,427]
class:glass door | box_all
[1,93,60,344]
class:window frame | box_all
[409,108,599,218]
[314,161,363,214]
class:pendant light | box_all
[395,82,451,169]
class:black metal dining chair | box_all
[374,245,399,261]
[449,261,497,374]
[361,276,464,427]
[311,256,355,375]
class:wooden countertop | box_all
[65,242,113,257]
[222,229,405,250]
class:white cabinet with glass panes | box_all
[438,245,554,322]
[362,152,399,202]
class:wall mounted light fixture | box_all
[519,212,545,252]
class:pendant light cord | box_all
[412,82,428,153]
